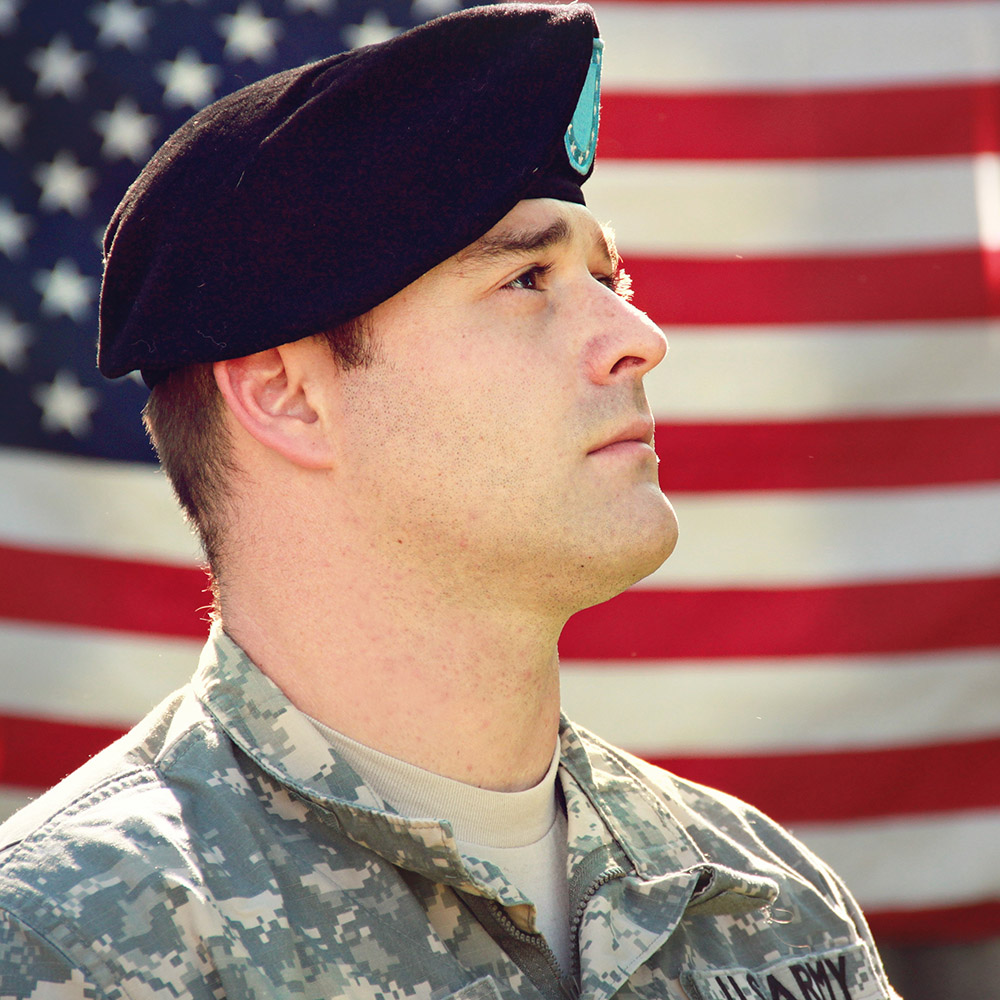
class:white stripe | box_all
[645,320,1000,420]
[975,153,1000,251]
[560,650,1000,754]
[595,2,1000,91]
[0,446,200,563]
[0,623,202,726]
[8,631,997,756]
[792,810,1000,909]
[588,158,980,254]
[643,483,1000,586]
[4,448,998,586]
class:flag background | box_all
[1,0,999,984]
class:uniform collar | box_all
[557,718,708,878]
[193,624,777,962]
[193,625,509,897]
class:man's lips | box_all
[587,420,655,455]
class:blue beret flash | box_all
[565,39,603,175]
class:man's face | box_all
[330,198,677,616]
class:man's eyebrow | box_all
[456,218,571,268]
[455,217,620,271]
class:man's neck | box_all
[218,559,564,792]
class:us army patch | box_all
[680,944,891,1000]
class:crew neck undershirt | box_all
[307,718,572,972]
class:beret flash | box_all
[98,3,603,386]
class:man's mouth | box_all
[587,419,655,455]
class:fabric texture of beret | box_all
[98,2,603,386]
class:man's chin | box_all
[622,492,678,575]
[622,527,678,590]
[568,522,678,614]
[624,500,678,577]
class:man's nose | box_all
[585,288,668,386]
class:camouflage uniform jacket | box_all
[0,627,899,1000]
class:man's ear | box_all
[213,340,336,470]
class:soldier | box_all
[0,5,899,999]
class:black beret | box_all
[98,3,603,386]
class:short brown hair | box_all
[142,319,373,574]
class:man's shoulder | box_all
[2,685,200,842]
[0,684,234,917]
[0,679,332,997]
[0,683,477,999]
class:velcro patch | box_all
[680,944,892,1000]
[435,977,503,1000]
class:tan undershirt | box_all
[307,718,572,972]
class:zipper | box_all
[459,855,631,999]
[568,866,629,947]
[458,889,576,1000]
[488,899,578,999]
[567,864,629,983]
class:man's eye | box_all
[505,264,551,291]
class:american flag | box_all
[2,0,999,953]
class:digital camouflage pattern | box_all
[0,627,900,1000]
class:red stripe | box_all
[0,543,209,639]
[561,577,1000,658]
[626,248,1000,325]
[5,723,997,948]
[4,544,999,656]
[645,738,1000,824]
[869,901,1000,946]
[601,82,1000,159]
[4,730,998,951]
[656,413,1000,492]
[5,710,997,829]
[0,712,125,790]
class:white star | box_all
[411,0,458,18]
[156,48,222,108]
[0,0,21,34]
[27,34,93,100]
[0,307,31,371]
[32,369,100,438]
[94,97,157,161]
[217,3,282,63]
[342,11,400,49]
[34,150,97,216]
[0,198,31,257]
[33,258,97,321]
[0,90,27,149]
[90,0,154,51]
[285,0,335,13]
